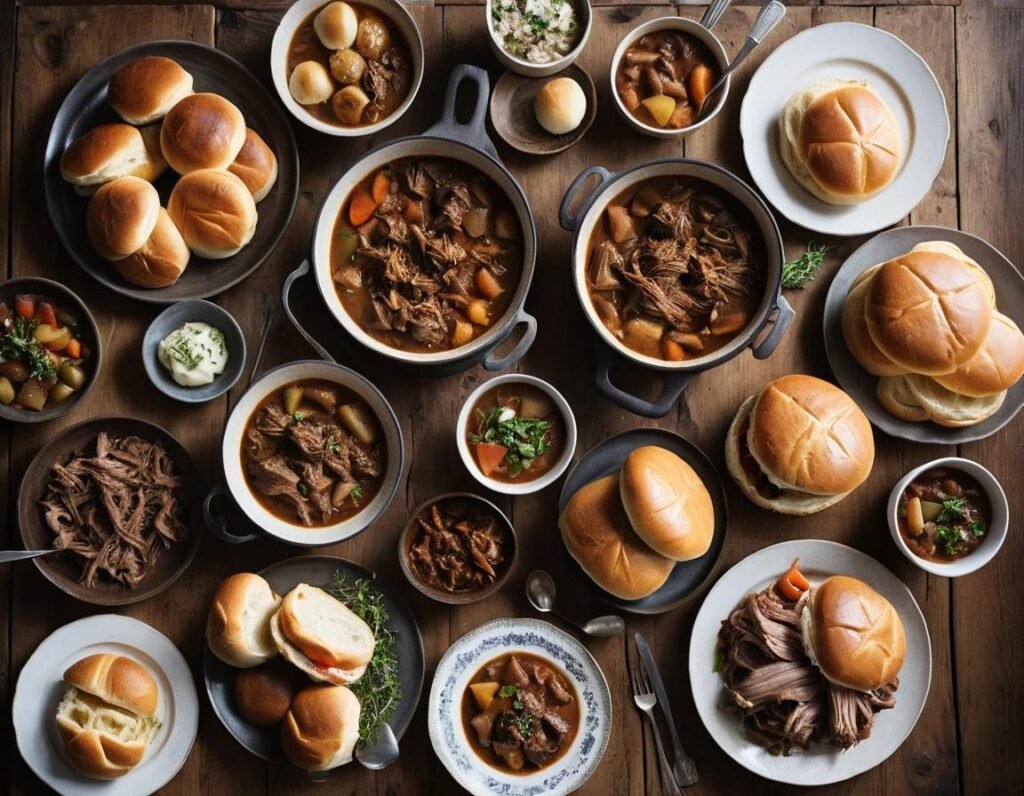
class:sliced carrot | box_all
[777,559,810,601]
[475,442,508,477]
[688,64,714,107]
[37,302,57,327]
[371,170,392,204]
[348,187,378,226]
[14,294,35,319]
[662,338,685,362]
[65,338,81,359]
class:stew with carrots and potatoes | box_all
[897,468,990,562]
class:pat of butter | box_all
[157,321,228,387]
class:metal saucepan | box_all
[559,158,793,417]
[284,64,538,376]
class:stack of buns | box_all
[55,653,161,780]
[778,79,901,205]
[206,573,372,772]
[842,241,1024,427]
[559,446,715,601]
[726,375,875,515]
[59,55,278,289]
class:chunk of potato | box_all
[467,300,490,326]
[494,210,519,241]
[623,317,665,349]
[519,393,554,419]
[283,386,304,415]
[355,15,391,60]
[338,403,379,445]
[0,376,14,405]
[451,319,474,347]
[469,681,500,711]
[475,268,503,300]
[641,95,676,127]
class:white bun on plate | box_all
[281,684,360,771]
[206,572,282,668]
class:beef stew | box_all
[241,379,386,527]
[463,652,580,774]
[585,176,764,362]
[331,157,524,352]
[897,468,990,562]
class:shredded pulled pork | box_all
[39,433,188,589]
[407,499,507,592]
[717,582,898,755]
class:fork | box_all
[630,657,683,796]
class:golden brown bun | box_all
[86,176,161,260]
[167,169,257,259]
[228,128,278,202]
[619,446,714,561]
[865,251,992,375]
[160,92,246,174]
[275,584,375,672]
[747,375,875,496]
[841,265,907,377]
[234,659,300,726]
[909,241,995,307]
[281,685,360,771]
[60,124,166,193]
[804,576,906,692]
[107,55,194,125]
[876,375,930,423]
[113,208,190,288]
[779,80,900,204]
[63,654,159,718]
[534,78,587,135]
[932,312,1024,397]
[559,474,674,601]
[55,689,158,779]
[206,572,282,668]
[902,374,1006,427]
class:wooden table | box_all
[1,0,1020,793]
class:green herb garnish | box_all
[469,401,551,477]
[713,647,727,673]
[293,410,306,422]
[350,484,363,505]
[937,496,969,523]
[498,684,518,698]
[327,435,341,456]
[970,520,987,538]
[297,482,309,497]
[936,524,966,556]
[781,242,828,289]
[330,572,400,745]
[0,316,57,380]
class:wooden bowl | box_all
[17,416,205,605]
[489,65,597,156]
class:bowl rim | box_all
[886,456,1009,577]
[0,276,103,424]
[455,374,578,495]
[485,0,594,74]
[609,16,731,137]
[269,0,425,137]
[397,491,517,605]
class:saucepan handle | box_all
[424,64,497,159]
[594,346,695,418]
[483,310,538,372]
[559,165,612,231]
[282,259,336,365]
[202,484,261,545]
[750,294,794,360]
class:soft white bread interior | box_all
[60,124,165,194]
[206,572,282,668]
[63,654,159,717]
[281,685,360,771]
[902,373,1006,427]
[876,375,930,423]
[107,55,194,125]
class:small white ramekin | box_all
[486,0,593,78]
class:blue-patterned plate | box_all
[428,618,611,796]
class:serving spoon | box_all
[526,570,625,637]
[0,549,58,564]
[355,723,400,770]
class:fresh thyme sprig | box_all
[781,242,829,289]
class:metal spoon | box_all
[0,549,58,564]
[355,723,400,770]
[700,0,733,30]
[696,0,787,121]
[526,570,625,637]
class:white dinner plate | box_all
[12,614,199,796]
[740,23,948,236]
[689,540,931,786]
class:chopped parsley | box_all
[498,684,518,698]
[937,496,969,523]
[0,316,57,380]
[350,483,363,505]
[970,520,987,538]
[327,435,341,456]
[293,410,306,422]
[470,401,551,477]
[936,524,966,556]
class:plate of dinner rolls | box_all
[740,22,948,236]
[45,41,298,303]
[12,614,198,795]
[824,225,1024,443]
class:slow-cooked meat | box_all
[406,499,508,593]
[39,433,188,589]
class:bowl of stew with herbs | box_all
[457,374,577,495]
[888,457,1008,577]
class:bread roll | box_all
[876,375,930,423]
[779,80,900,204]
[86,176,161,260]
[234,659,300,726]
[535,78,587,135]
[802,576,905,692]
[167,169,257,259]
[619,446,714,561]
[63,654,159,718]
[113,208,189,288]
[60,123,166,194]
[228,128,278,202]
[932,312,1024,397]
[865,250,992,375]
[841,265,907,377]
[281,685,360,771]
[314,2,359,50]
[206,572,282,668]
[909,241,995,307]
[107,55,194,125]
[289,61,335,106]
[902,373,1006,427]
[559,474,674,601]
[274,584,375,670]
[160,93,246,174]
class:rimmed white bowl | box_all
[610,17,730,139]
[887,457,1009,577]
[456,374,577,495]
[270,0,424,137]
[486,0,593,78]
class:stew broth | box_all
[897,467,990,562]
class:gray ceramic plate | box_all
[143,300,246,403]
[557,428,728,614]
[489,66,596,155]
[203,556,424,768]
[823,225,1024,443]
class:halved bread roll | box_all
[932,312,1024,398]
[876,375,930,423]
[206,572,282,668]
[902,374,1006,427]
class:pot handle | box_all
[594,346,694,418]
[482,310,537,372]
[424,64,498,160]
[559,165,612,231]
[202,484,261,544]
[750,294,794,360]
[283,259,336,365]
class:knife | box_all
[635,632,699,787]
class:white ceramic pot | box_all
[486,0,593,78]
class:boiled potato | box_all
[641,95,676,127]
[355,15,391,60]
[34,323,71,351]
[289,61,334,106]
[475,268,503,300]
[0,359,29,383]
[16,379,48,411]
[49,382,75,404]
[338,403,379,445]
[329,48,366,85]
[494,210,518,241]
[451,319,474,347]
[470,682,500,711]
[519,393,554,420]
[332,85,371,125]
[0,376,14,405]
[283,386,304,415]
[59,362,86,390]
[314,1,359,50]
[623,317,665,349]
[467,300,490,326]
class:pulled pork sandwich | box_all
[717,561,906,755]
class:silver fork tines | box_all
[629,657,683,796]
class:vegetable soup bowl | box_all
[486,0,593,78]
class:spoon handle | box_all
[0,549,55,563]
[749,0,786,45]
[700,0,733,30]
